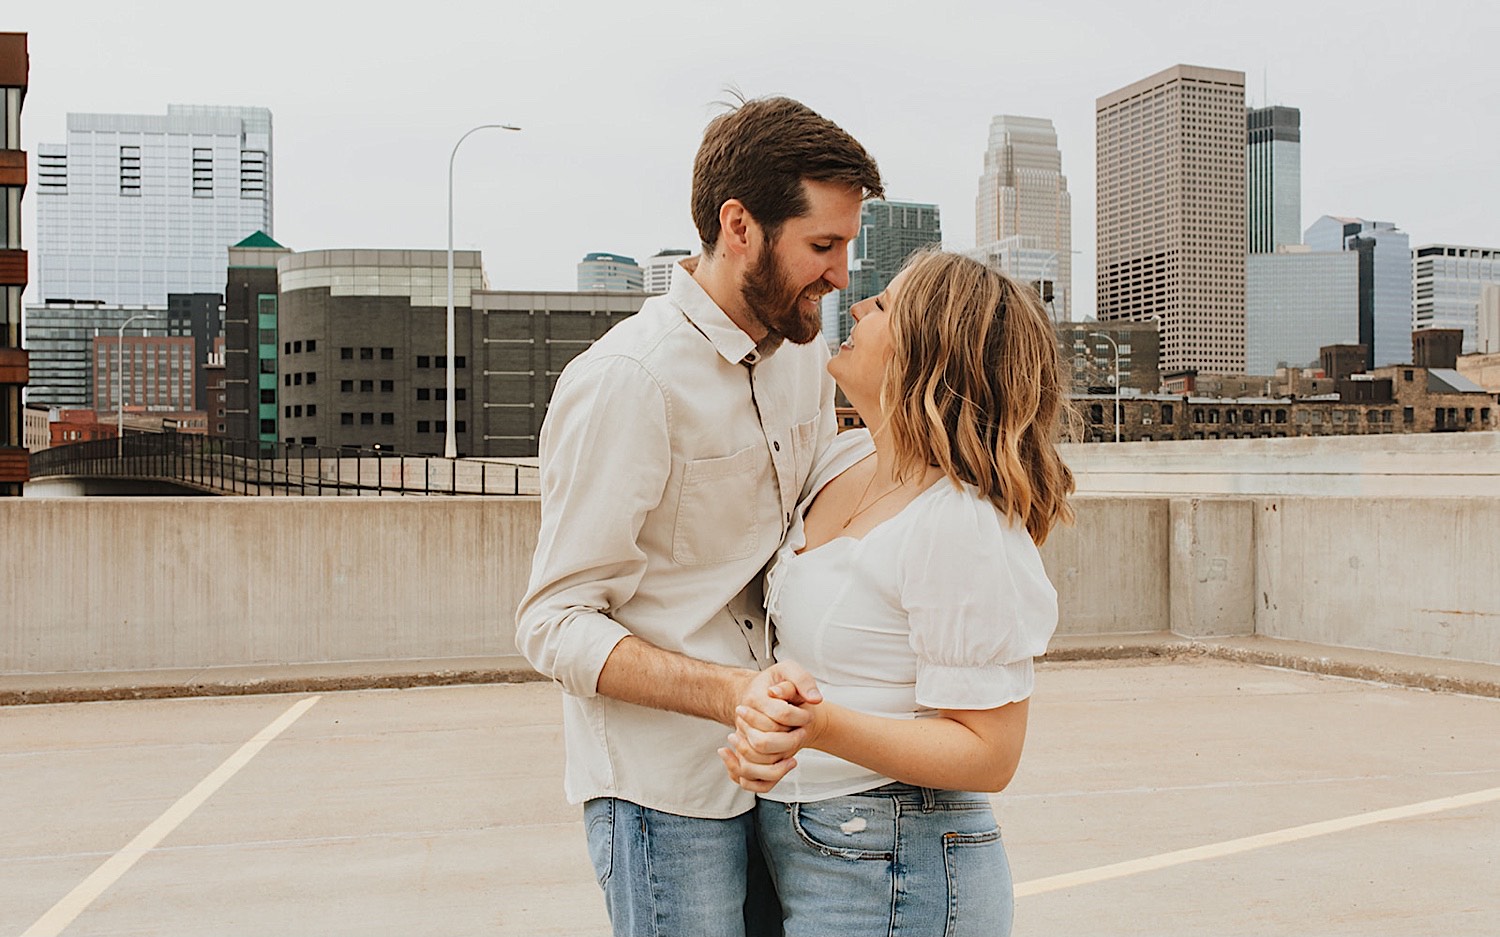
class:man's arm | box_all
[514,354,819,727]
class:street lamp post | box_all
[446,123,521,459]
[117,314,161,458]
[1089,331,1121,443]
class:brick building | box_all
[1,33,27,494]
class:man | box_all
[515,96,883,937]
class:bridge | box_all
[27,433,538,497]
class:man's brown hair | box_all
[691,96,884,253]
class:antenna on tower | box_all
[1263,67,1269,106]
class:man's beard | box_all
[740,241,825,346]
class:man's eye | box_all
[812,244,833,253]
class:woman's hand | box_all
[718,673,824,792]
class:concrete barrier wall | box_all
[3,494,1497,674]
[1254,497,1500,664]
[1,498,539,673]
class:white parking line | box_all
[22,695,322,937]
[1015,783,1500,898]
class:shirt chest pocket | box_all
[790,415,821,492]
[671,444,762,566]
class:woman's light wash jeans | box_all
[584,797,782,937]
[756,783,1012,937]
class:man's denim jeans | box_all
[584,797,782,937]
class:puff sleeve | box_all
[898,484,1058,711]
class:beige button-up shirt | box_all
[515,262,836,818]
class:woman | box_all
[718,250,1074,936]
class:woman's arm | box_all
[723,689,1029,794]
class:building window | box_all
[455,356,467,369]
[435,388,447,401]
[341,347,353,360]
[1089,404,1103,425]
[284,341,292,355]
[416,388,430,401]
[120,146,142,195]
[360,380,374,392]
[380,380,394,393]
[293,373,303,386]
[1403,407,1414,424]
[293,341,303,353]
[283,374,292,387]
[1403,370,1414,381]
[416,355,431,368]
[260,419,276,434]
[306,372,316,385]
[1274,409,1287,424]
[380,347,394,360]
[456,388,467,401]
[360,347,374,360]
[191,148,213,197]
[341,380,354,393]
[455,420,466,433]
[260,389,275,404]
[260,359,276,374]
[301,437,317,445]
[360,412,374,425]
[341,412,354,425]
[307,404,317,416]
[307,339,317,353]
[259,329,277,345]
[417,420,431,433]
[1161,404,1174,425]
[380,412,394,425]
[435,356,447,368]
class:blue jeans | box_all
[584,798,783,937]
[756,783,1013,937]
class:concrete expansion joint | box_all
[6,638,1499,705]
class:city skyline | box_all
[7,0,1499,323]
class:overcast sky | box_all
[13,0,1500,319]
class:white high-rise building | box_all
[1305,216,1411,368]
[975,115,1071,321]
[642,248,690,294]
[34,105,273,305]
[1412,244,1500,353]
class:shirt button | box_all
[773,441,781,451]
[743,620,754,630]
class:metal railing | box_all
[29,434,535,497]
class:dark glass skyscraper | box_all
[1247,106,1301,254]
[828,200,941,346]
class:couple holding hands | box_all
[518,95,1072,937]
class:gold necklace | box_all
[842,461,907,530]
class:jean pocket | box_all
[942,826,1011,937]
[583,798,614,887]
[790,798,895,861]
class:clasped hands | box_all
[717,660,824,793]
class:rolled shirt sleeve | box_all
[898,486,1059,712]
[515,354,672,697]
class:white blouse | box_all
[760,429,1059,803]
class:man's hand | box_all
[717,661,824,793]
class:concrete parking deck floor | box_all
[2,658,1497,936]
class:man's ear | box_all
[719,199,755,259]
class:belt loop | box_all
[921,786,936,813]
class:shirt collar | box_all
[669,258,784,366]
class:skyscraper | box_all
[1305,216,1412,368]
[642,249,690,294]
[974,115,1072,321]
[1412,244,1500,353]
[1246,106,1301,254]
[576,252,643,291]
[1245,247,1359,374]
[833,200,941,344]
[1097,65,1247,374]
[0,32,28,495]
[34,104,273,305]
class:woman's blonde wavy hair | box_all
[880,250,1075,544]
